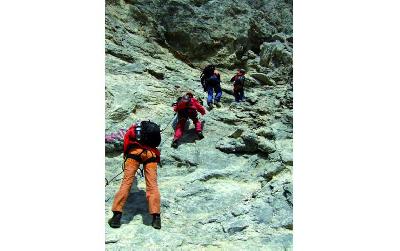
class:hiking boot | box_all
[171,140,178,149]
[108,211,122,228]
[208,103,213,110]
[152,214,161,229]
[198,132,204,139]
[215,102,221,108]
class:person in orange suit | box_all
[108,121,162,229]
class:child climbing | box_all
[230,69,246,103]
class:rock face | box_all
[105,0,293,249]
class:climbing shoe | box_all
[171,140,178,149]
[215,102,221,108]
[152,214,161,229]
[108,211,122,228]
[198,132,204,139]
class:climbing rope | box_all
[105,169,124,187]
[159,113,176,147]
[159,113,176,132]
[105,156,127,187]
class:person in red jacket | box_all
[108,121,162,229]
[171,92,206,148]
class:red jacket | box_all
[173,97,206,115]
[123,124,161,162]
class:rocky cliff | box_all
[105,0,293,249]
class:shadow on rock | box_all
[121,179,152,226]
[105,149,123,158]
[178,128,198,145]
[178,121,206,146]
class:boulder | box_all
[260,41,292,67]
[250,73,276,86]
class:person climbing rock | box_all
[171,92,206,148]
[230,69,246,103]
[200,64,222,109]
[108,121,162,230]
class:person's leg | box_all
[144,161,161,229]
[234,89,240,102]
[191,116,202,134]
[189,111,204,139]
[109,148,142,228]
[239,89,244,101]
[173,117,187,141]
[141,150,161,229]
[144,161,160,215]
[207,86,214,106]
[215,84,222,102]
[111,154,140,213]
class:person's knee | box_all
[146,186,159,198]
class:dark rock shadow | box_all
[121,177,152,226]
[178,128,198,144]
[105,148,123,158]
[178,121,206,145]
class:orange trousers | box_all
[111,148,160,214]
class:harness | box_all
[124,147,158,177]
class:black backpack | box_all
[136,121,161,148]
[200,65,216,88]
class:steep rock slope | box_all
[105,0,293,250]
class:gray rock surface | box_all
[105,0,292,249]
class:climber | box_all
[171,92,206,148]
[200,64,222,109]
[108,121,162,230]
[230,69,246,103]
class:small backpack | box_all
[135,121,161,148]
